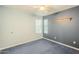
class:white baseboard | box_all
[0,38,42,51]
[44,37,79,51]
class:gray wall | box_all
[43,6,79,48]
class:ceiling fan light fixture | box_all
[39,6,46,11]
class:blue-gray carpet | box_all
[1,38,79,54]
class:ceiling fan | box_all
[33,5,53,13]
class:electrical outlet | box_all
[54,36,56,39]
[73,41,76,44]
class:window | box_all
[44,19,48,34]
[35,19,43,34]
[35,18,48,34]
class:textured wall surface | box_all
[43,6,79,48]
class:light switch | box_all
[11,32,13,34]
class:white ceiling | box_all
[4,5,77,16]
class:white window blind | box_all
[35,19,43,34]
[44,19,48,34]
